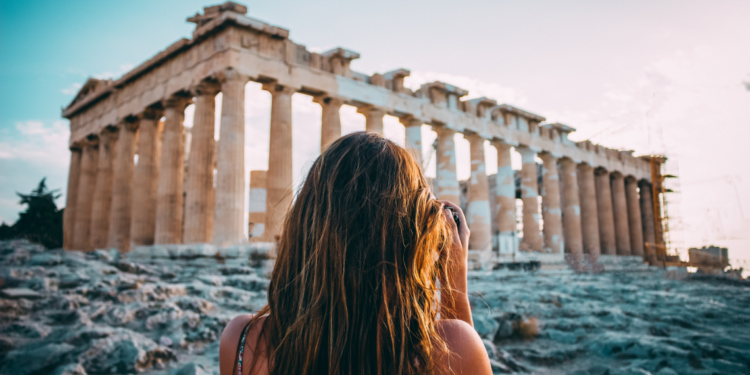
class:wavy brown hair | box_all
[236,131,455,375]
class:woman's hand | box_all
[440,200,470,269]
[438,200,473,327]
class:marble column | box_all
[184,81,220,244]
[611,172,631,256]
[316,96,343,152]
[434,126,460,204]
[595,169,617,255]
[73,139,99,251]
[578,164,600,257]
[465,134,492,254]
[264,83,296,243]
[540,153,563,253]
[560,159,583,257]
[248,170,267,240]
[107,119,138,252]
[464,134,492,258]
[639,181,657,263]
[517,146,543,251]
[493,141,516,255]
[131,109,163,247]
[358,106,386,134]
[626,177,645,257]
[63,147,82,250]
[401,117,423,167]
[155,96,191,244]
[212,72,250,245]
[90,127,118,249]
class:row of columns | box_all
[425,129,658,262]
[64,71,251,252]
[63,72,402,252]
[63,73,658,262]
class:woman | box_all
[219,132,491,375]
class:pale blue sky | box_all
[1,0,749,264]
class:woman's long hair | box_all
[237,132,454,375]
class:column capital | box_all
[118,116,140,132]
[538,152,559,162]
[516,144,542,153]
[83,133,100,147]
[578,163,595,173]
[594,166,610,176]
[162,95,192,110]
[463,132,486,144]
[141,107,164,121]
[399,115,424,127]
[191,79,221,97]
[432,124,456,137]
[559,156,580,165]
[216,68,250,84]
[356,104,386,116]
[262,82,297,97]
[69,140,84,152]
[99,125,119,143]
[611,171,625,180]
[491,138,515,150]
[312,94,343,107]
[515,145,539,162]
[624,175,638,183]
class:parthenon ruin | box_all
[61,2,665,267]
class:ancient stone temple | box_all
[61,2,663,267]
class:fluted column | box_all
[90,127,118,249]
[434,126,460,204]
[493,141,516,255]
[263,83,296,243]
[248,170,267,240]
[211,72,250,245]
[107,119,138,252]
[465,134,492,254]
[517,146,543,251]
[155,95,191,244]
[626,177,645,257]
[639,181,657,262]
[611,172,631,255]
[131,109,163,247]
[316,96,343,152]
[184,81,220,244]
[540,153,563,253]
[358,106,386,134]
[63,147,82,250]
[73,139,98,251]
[595,169,617,255]
[400,117,423,167]
[578,163,600,257]
[560,158,583,258]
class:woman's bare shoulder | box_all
[219,314,269,375]
[434,319,492,375]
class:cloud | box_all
[61,82,83,95]
[1,121,70,165]
[93,63,135,80]
[0,120,71,223]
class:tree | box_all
[0,178,63,249]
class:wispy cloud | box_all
[60,82,82,95]
[93,63,135,80]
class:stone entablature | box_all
[63,2,650,182]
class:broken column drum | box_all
[60,2,657,260]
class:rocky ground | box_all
[0,239,748,375]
